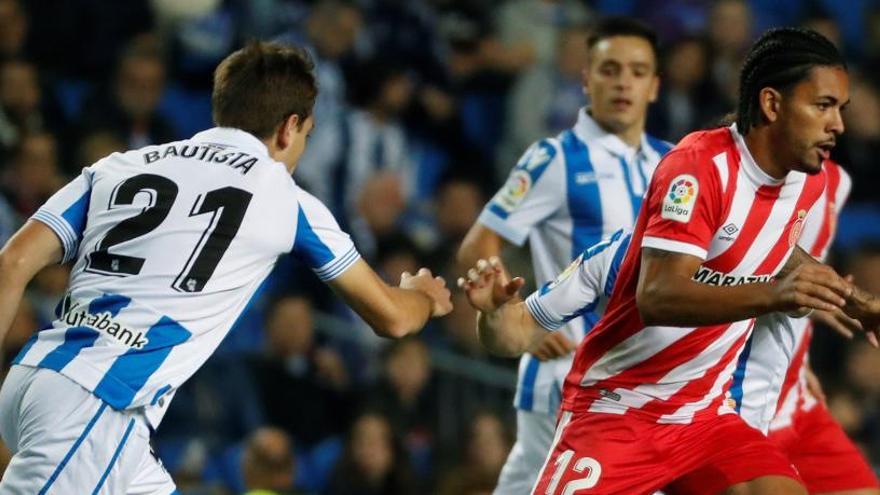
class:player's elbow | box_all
[371,314,415,339]
[0,248,31,285]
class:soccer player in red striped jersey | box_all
[502,27,880,495]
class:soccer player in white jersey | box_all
[472,28,880,495]
[0,42,452,494]
[457,17,670,494]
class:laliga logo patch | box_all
[494,170,532,213]
[789,209,807,247]
[661,174,699,223]
[545,254,583,292]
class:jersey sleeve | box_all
[525,229,632,331]
[31,168,94,263]
[291,187,361,281]
[641,150,724,260]
[477,139,564,246]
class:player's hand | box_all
[531,332,577,361]
[400,267,453,317]
[456,256,525,313]
[771,263,852,314]
[811,307,864,340]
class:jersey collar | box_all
[729,124,786,187]
[572,107,648,162]
[191,127,271,158]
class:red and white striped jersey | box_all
[561,125,827,424]
[768,161,850,432]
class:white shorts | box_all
[494,409,556,495]
[0,365,176,495]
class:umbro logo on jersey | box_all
[719,223,739,241]
[62,302,149,350]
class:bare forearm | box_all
[639,280,775,327]
[476,301,543,357]
[0,276,27,351]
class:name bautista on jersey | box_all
[62,302,149,350]
[692,266,772,286]
[142,144,257,175]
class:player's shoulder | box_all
[644,134,675,156]
[654,127,734,180]
[514,136,564,172]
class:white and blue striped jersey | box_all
[525,229,631,334]
[13,127,360,428]
[478,108,671,414]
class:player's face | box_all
[778,66,849,174]
[583,36,659,136]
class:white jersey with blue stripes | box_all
[14,127,360,428]
[524,229,631,333]
[478,108,671,414]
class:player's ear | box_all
[276,113,301,150]
[758,87,782,124]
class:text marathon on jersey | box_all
[143,144,257,175]
[62,302,148,350]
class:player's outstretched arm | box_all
[458,257,543,357]
[327,259,452,338]
[637,247,852,327]
[0,221,63,350]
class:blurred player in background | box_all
[457,16,671,495]
[0,42,451,494]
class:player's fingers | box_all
[476,258,490,274]
[457,277,467,289]
[417,267,432,277]
[803,266,852,299]
[793,292,840,313]
[401,271,412,280]
[868,330,880,349]
[467,268,480,284]
[823,312,855,339]
[797,281,846,308]
[504,277,525,296]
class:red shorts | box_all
[666,405,878,495]
[769,405,878,493]
[532,411,801,495]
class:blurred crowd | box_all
[1,0,880,493]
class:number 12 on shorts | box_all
[545,450,602,494]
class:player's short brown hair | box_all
[212,41,317,139]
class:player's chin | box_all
[797,155,824,175]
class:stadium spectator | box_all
[242,427,298,495]
[502,25,588,166]
[2,132,63,217]
[0,0,26,60]
[80,35,175,149]
[249,295,353,449]
[326,411,418,495]
[0,60,43,157]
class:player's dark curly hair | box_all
[737,27,845,134]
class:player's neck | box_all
[743,128,788,180]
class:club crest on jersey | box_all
[661,174,698,223]
[788,209,807,248]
